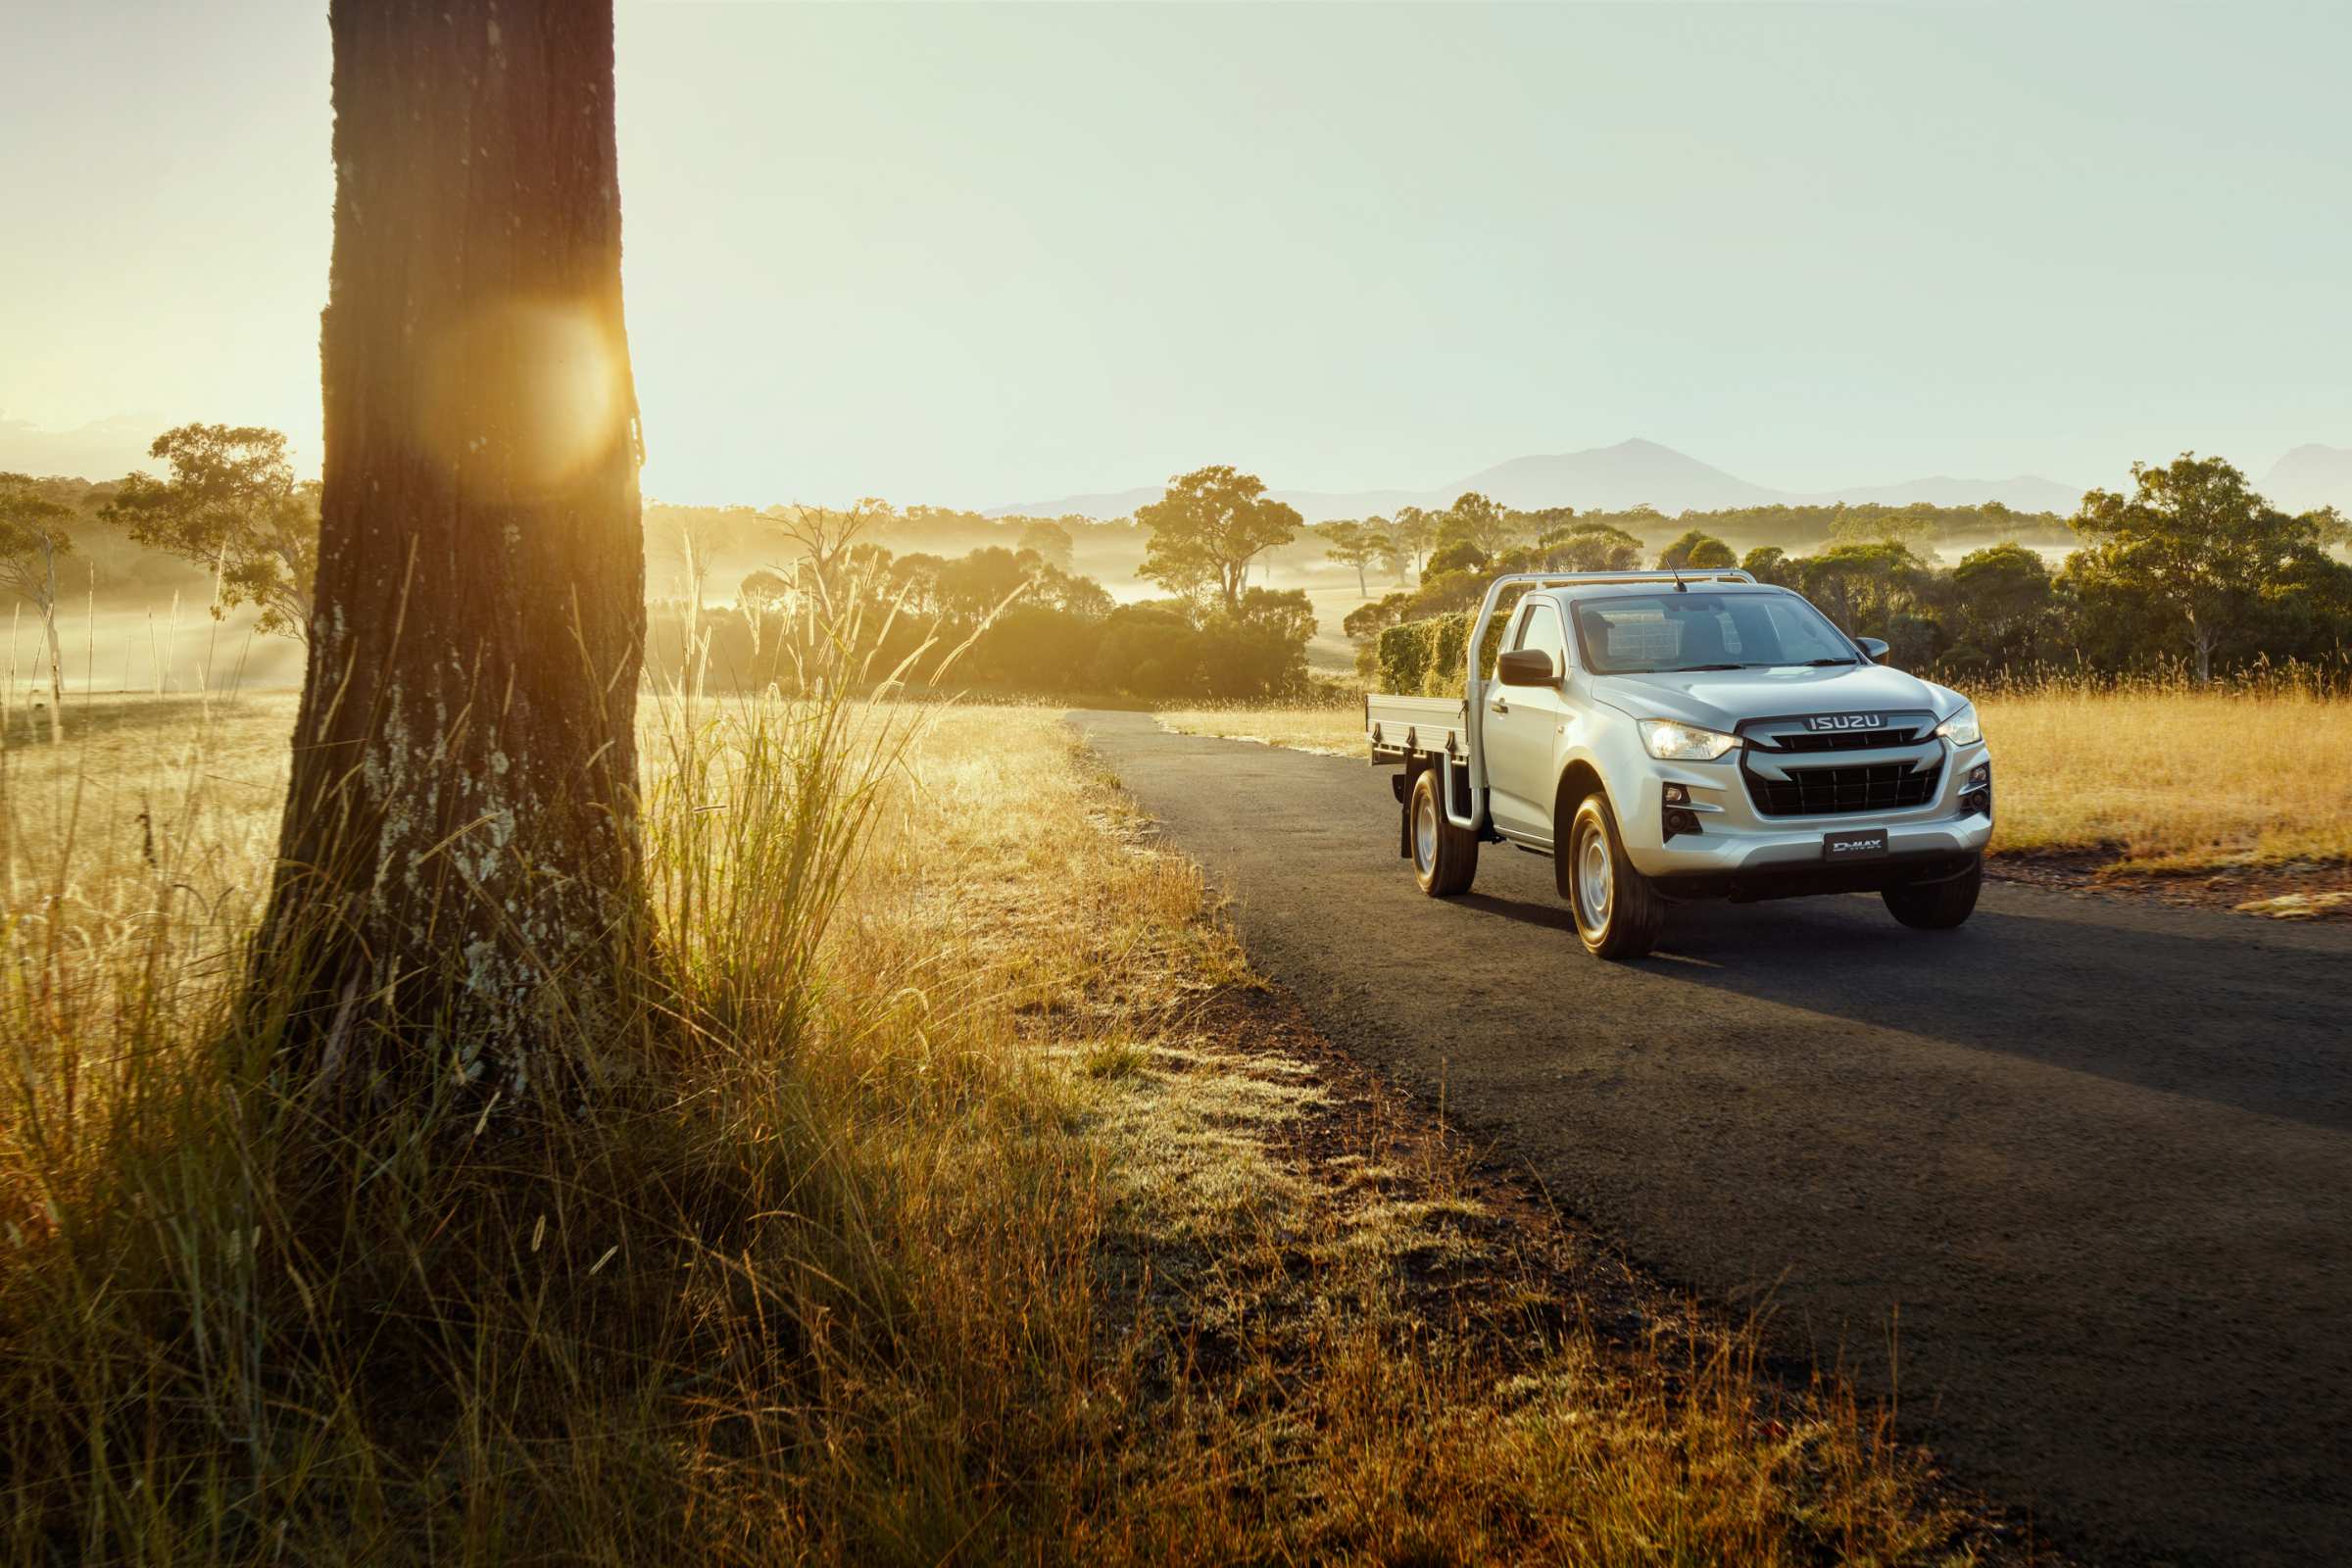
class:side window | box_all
[1517,603,1569,671]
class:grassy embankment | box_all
[0,678,1989,1563]
[1160,676,2352,873]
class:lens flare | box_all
[420,300,626,499]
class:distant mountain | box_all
[991,438,2083,522]
[1445,439,1775,513]
[2260,444,2352,514]
[0,415,164,481]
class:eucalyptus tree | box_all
[103,424,318,638]
[1136,465,1300,614]
[0,472,74,741]
[255,0,653,1102]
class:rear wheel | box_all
[1566,792,1665,958]
[1409,767,1479,897]
[1883,855,1983,930]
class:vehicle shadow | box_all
[1446,882,2352,1134]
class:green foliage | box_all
[1828,504,1939,547]
[679,533,1314,702]
[0,472,77,732]
[1315,519,1385,594]
[1086,590,1314,700]
[1386,506,1438,576]
[2066,452,2352,682]
[1658,499,2074,549]
[102,424,318,639]
[1740,545,1794,586]
[1374,609,1515,696]
[1509,505,1579,541]
[1136,465,1301,612]
[1354,452,2352,690]
[1435,491,1515,557]
[1015,517,1075,571]
[1536,521,1643,572]
[1657,529,1737,570]
[1423,538,1489,578]
[0,471,75,607]
[1940,543,2056,674]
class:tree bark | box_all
[255,0,650,1102]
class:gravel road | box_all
[1072,710,2352,1567]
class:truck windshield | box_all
[1570,592,1857,674]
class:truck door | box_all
[1483,598,1570,842]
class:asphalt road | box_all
[1071,710,2352,1568]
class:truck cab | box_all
[1367,570,1992,957]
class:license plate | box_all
[1822,827,1888,860]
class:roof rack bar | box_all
[1493,568,1757,587]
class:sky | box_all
[3,2,2347,508]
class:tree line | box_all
[11,440,2349,737]
[1343,457,2352,687]
[648,484,1320,701]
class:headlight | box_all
[1638,718,1740,760]
[1936,703,1982,747]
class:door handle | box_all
[1488,696,1509,714]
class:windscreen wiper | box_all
[1659,662,1746,672]
[1799,657,1859,666]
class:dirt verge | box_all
[1176,979,2067,1565]
[1988,851,2352,919]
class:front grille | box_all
[1763,726,1930,754]
[1744,758,1943,817]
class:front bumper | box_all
[1619,740,1992,899]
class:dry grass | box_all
[0,674,1984,1563]
[1160,681,2352,874]
[1977,685,2352,869]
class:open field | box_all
[1160,682,2352,874]
[0,687,1993,1563]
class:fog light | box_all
[1664,807,1701,839]
[1959,760,1992,818]
[1663,783,1690,806]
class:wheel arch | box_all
[1551,757,1614,901]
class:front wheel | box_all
[1883,856,1983,930]
[1409,767,1479,897]
[1565,792,1665,959]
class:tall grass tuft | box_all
[0,571,1070,1563]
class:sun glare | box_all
[420,299,626,498]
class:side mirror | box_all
[1856,636,1890,664]
[1495,648,1559,687]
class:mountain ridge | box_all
[2259,444,2352,514]
[990,437,2089,521]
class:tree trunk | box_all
[36,538,62,744]
[254,0,650,1102]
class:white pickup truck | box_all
[1365,569,1992,957]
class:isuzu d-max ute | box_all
[1364,570,1992,958]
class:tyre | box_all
[1408,767,1479,897]
[1565,791,1665,958]
[1883,855,1983,930]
